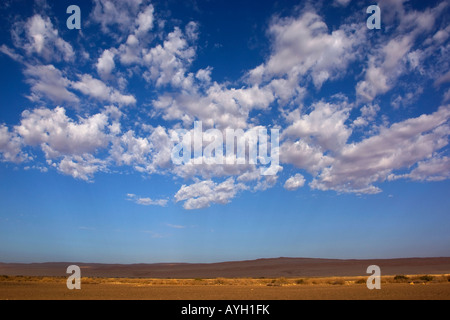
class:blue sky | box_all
[0,0,449,263]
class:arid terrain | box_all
[1,275,449,300]
[1,257,449,300]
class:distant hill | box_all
[1,257,449,278]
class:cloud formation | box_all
[0,0,449,209]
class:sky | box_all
[0,0,449,264]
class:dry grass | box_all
[1,274,449,287]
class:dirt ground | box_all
[1,281,449,300]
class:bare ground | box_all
[1,277,449,300]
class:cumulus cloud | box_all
[71,74,136,105]
[174,178,248,209]
[0,1,449,209]
[96,49,116,79]
[142,26,197,88]
[311,105,450,193]
[12,14,74,62]
[357,1,446,102]
[283,100,352,151]
[15,106,110,159]
[389,156,450,182]
[23,64,79,105]
[0,125,25,163]
[57,154,106,181]
[284,173,306,191]
[247,10,362,88]
[91,0,148,35]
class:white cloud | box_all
[110,130,151,166]
[0,45,23,63]
[357,2,446,102]
[96,49,116,78]
[13,14,74,62]
[57,154,106,181]
[356,36,413,102]
[174,178,248,209]
[0,125,25,163]
[126,193,168,206]
[71,74,136,105]
[311,105,450,193]
[0,0,449,209]
[284,173,306,191]
[142,26,197,88]
[353,104,380,127]
[91,0,146,35]
[283,100,352,151]
[389,156,450,182]
[23,64,79,105]
[154,83,275,129]
[444,89,450,103]
[15,106,110,159]
[247,10,362,89]
[333,0,351,7]
[135,4,154,36]
[280,139,333,174]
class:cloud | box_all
[284,173,306,191]
[126,193,168,206]
[142,26,197,88]
[23,64,79,105]
[135,4,154,36]
[0,45,23,63]
[0,125,25,163]
[333,0,351,7]
[0,1,449,209]
[153,83,275,129]
[12,14,74,62]
[357,1,446,102]
[96,49,116,79]
[166,223,185,229]
[57,154,106,181]
[91,0,148,35]
[283,100,352,151]
[174,178,248,209]
[311,105,450,193]
[70,74,136,105]
[353,104,380,127]
[247,10,362,88]
[389,156,450,182]
[15,106,110,159]
[280,139,333,174]
[356,36,413,102]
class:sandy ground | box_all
[1,281,449,300]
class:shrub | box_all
[295,279,305,284]
[394,275,409,282]
[331,279,345,285]
[355,278,366,284]
[267,277,288,286]
[420,275,433,282]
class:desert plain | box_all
[1,257,449,300]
